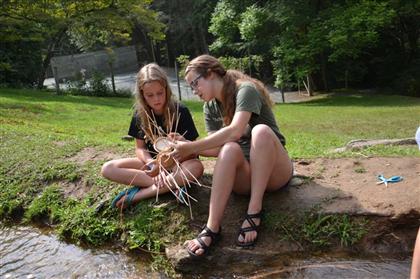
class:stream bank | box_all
[166,157,420,276]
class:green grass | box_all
[276,93,420,158]
[0,88,419,272]
[1,88,418,157]
[265,209,368,249]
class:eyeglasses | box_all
[189,74,203,91]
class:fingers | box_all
[153,172,167,188]
[168,145,179,160]
[168,132,183,141]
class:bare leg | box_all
[238,125,293,244]
[411,227,420,279]
[127,158,204,205]
[187,143,250,256]
[101,158,154,186]
[102,158,203,208]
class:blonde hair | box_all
[186,55,272,125]
[135,63,176,142]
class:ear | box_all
[207,70,216,80]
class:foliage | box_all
[0,18,43,87]
[57,198,119,245]
[24,185,64,224]
[124,203,167,251]
[265,210,368,248]
[207,0,420,95]
[176,55,190,78]
[209,0,243,54]
[219,55,263,75]
[390,60,420,96]
[0,0,165,88]
[151,0,217,65]
[64,71,131,97]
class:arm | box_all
[172,111,252,158]
[195,131,221,157]
[134,138,154,164]
[171,131,221,158]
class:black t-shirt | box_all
[128,103,199,156]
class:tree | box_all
[150,0,217,66]
[0,15,43,86]
[324,0,395,88]
[1,0,165,88]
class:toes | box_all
[237,234,245,243]
[238,231,257,244]
[116,196,126,208]
[246,231,256,243]
[186,239,204,256]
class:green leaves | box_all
[325,1,395,62]
[1,0,165,87]
[207,0,418,94]
[209,0,242,53]
[266,211,368,248]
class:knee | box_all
[101,161,115,179]
[251,125,275,145]
[252,124,272,138]
[197,160,204,175]
[219,142,243,160]
[186,159,204,178]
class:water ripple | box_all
[0,224,151,278]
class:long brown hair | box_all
[135,63,176,142]
[186,55,273,125]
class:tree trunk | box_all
[197,22,209,54]
[404,17,419,61]
[344,69,349,89]
[307,75,313,96]
[36,27,67,89]
[190,24,201,56]
[165,32,174,67]
[320,51,329,91]
[109,62,116,94]
[154,41,161,64]
[133,22,154,63]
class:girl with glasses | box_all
[170,54,293,257]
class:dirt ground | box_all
[66,146,420,271]
[167,156,420,272]
[201,156,420,217]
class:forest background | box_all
[1,0,419,96]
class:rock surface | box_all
[166,156,420,273]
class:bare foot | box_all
[237,211,262,246]
[186,226,221,256]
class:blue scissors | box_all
[377,174,403,187]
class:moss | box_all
[265,208,368,249]
[56,198,119,246]
[24,184,64,224]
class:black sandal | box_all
[187,225,221,258]
[236,210,264,247]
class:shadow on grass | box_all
[0,89,131,109]
[284,92,420,107]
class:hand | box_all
[143,159,159,177]
[167,132,185,142]
[169,140,194,162]
[153,172,172,189]
[145,161,155,170]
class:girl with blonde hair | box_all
[101,63,203,209]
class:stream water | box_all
[0,224,153,278]
[0,224,412,278]
[229,255,412,278]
